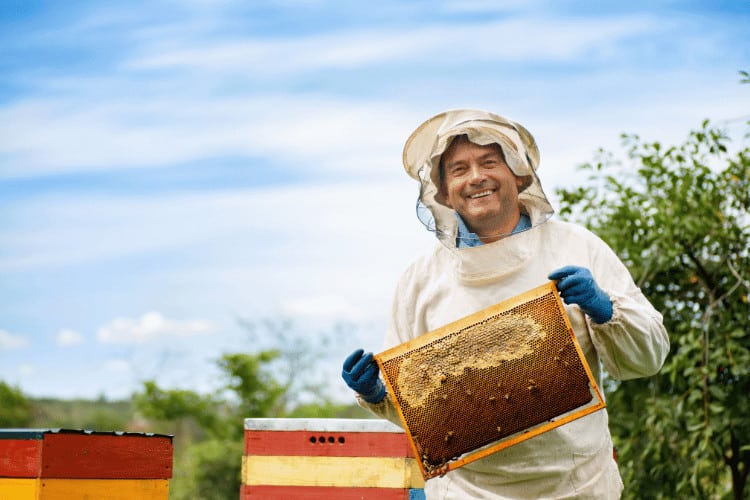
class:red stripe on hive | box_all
[0,440,42,477]
[41,434,173,479]
[244,429,414,458]
[240,485,411,499]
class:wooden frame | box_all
[375,282,606,479]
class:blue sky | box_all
[1,0,749,402]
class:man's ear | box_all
[516,175,532,193]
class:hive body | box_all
[241,418,425,499]
[0,429,173,499]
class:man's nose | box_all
[468,164,486,183]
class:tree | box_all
[556,120,749,499]
[236,317,356,411]
[218,351,286,423]
[0,381,32,427]
[133,319,367,499]
[135,350,285,500]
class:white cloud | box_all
[56,328,84,346]
[97,311,215,344]
[0,11,663,179]
[125,16,655,74]
[0,172,427,271]
[1,10,742,181]
[0,94,419,177]
[437,0,536,13]
[0,330,29,350]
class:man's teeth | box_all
[469,190,492,199]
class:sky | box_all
[1,0,749,403]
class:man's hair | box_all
[438,134,507,184]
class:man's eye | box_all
[449,166,467,176]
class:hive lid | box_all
[375,281,605,479]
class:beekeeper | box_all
[341,109,670,499]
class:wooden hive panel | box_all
[375,282,606,479]
[241,418,425,499]
[0,429,173,500]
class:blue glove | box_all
[548,266,613,324]
[341,349,386,403]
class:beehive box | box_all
[0,428,173,499]
[375,281,606,479]
[242,418,425,499]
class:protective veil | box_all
[405,109,553,249]
[358,110,670,499]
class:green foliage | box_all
[0,381,32,427]
[132,318,373,500]
[218,351,286,422]
[285,400,372,419]
[22,397,134,431]
[557,120,750,499]
[236,318,354,412]
[2,387,134,433]
[83,408,133,431]
[168,439,244,500]
[135,381,224,439]
[135,350,284,498]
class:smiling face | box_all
[439,136,525,243]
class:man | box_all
[342,109,669,499]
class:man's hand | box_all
[341,349,386,403]
[549,266,613,324]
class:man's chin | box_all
[462,209,498,223]
[461,211,513,233]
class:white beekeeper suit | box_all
[357,110,670,499]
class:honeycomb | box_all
[375,282,605,479]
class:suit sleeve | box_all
[587,234,670,380]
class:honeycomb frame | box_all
[375,281,606,479]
